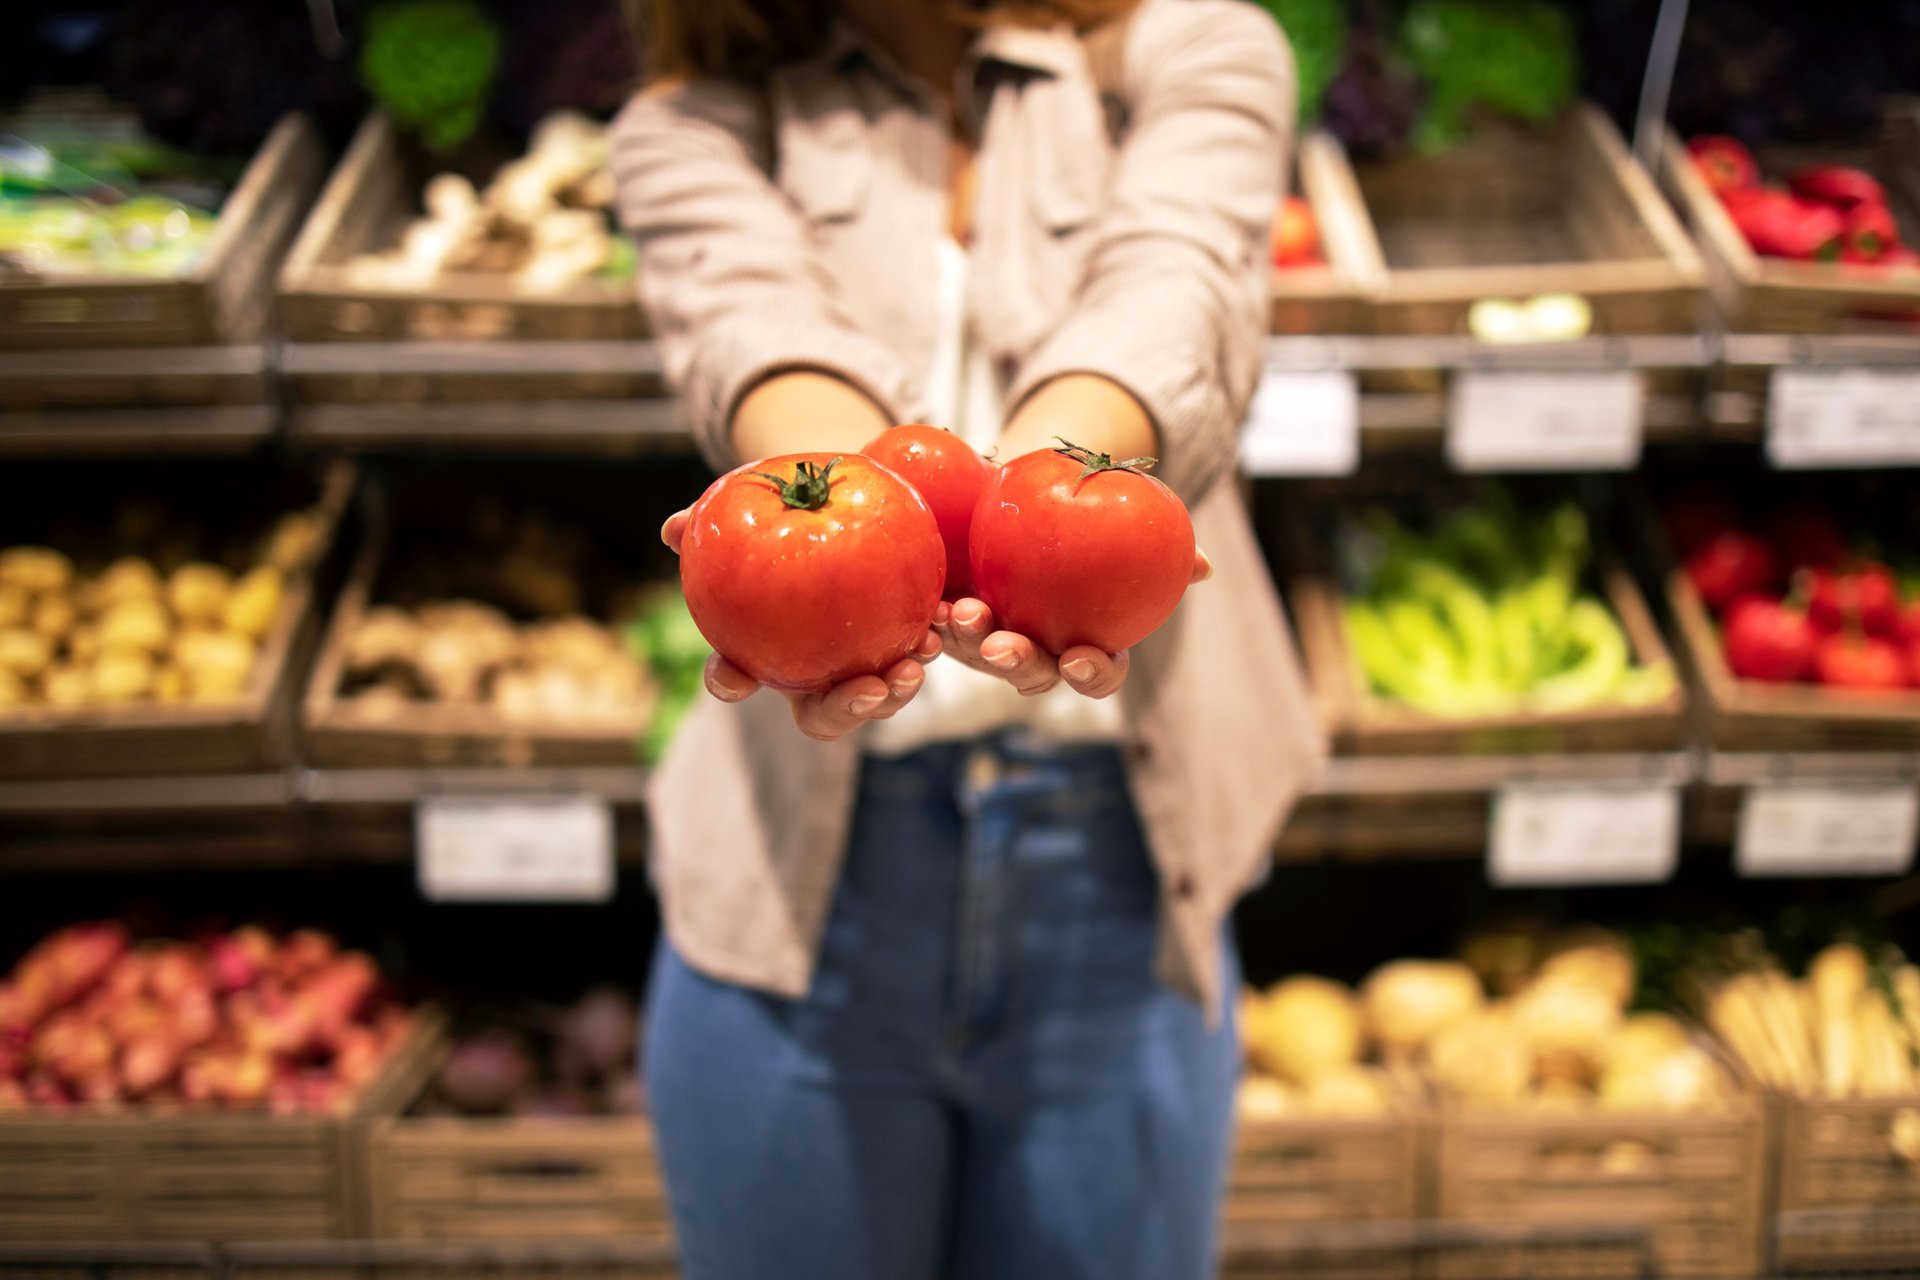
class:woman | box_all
[613,1,1321,1276]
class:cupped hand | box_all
[934,549,1212,700]
[662,510,940,741]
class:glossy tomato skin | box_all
[680,453,945,694]
[862,424,995,599]
[969,448,1194,654]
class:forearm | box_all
[730,371,893,459]
[998,373,1158,464]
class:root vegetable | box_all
[91,648,155,703]
[1512,978,1622,1084]
[1246,976,1363,1087]
[555,986,639,1083]
[346,606,423,673]
[90,557,163,610]
[0,547,72,593]
[0,628,51,678]
[1536,928,1636,1010]
[1599,1044,1730,1112]
[222,566,283,638]
[1606,1013,1692,1074]
[31,593,75,642]
[0,668,23,709]
[264,513,323,573]
[0,584,26,629]
[1362,960,1484,1060]
[438,1030,536,1114]
[1427,1009,1534,1103]
[167,563,231,625]
[42,665,89,707]
[98,599,170,654]
[1303,1065,1390,1115]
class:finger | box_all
[1058,645,1129,699]
[865,656,927,720]
[660,510,691,555]
[912,628,942,662]
[702,653,759,703]
[1191,548,1213,584]
[934,597,994,650]
[792,674,893,741]
[979,630,1059,696]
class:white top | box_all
[864,239,1124,755]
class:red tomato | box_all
[1806,564,1901,637]
[1722,597,1817,683]
[679,453,945,693]
[969,440,1194,654]
[1812,632,1908,690]
[1685,530,1779,613]
[1688,135,1759,196]
[1270,196,1321,268]
[862,424,995,599]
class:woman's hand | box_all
[933,550,1211,700]
[662,511,939,741]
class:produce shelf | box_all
[0,405,279,456]
[287,399,690,455]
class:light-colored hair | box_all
[629,0,1140,81]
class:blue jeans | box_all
[643,732,1240,1280]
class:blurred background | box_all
[1,1,1919,1277]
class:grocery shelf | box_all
[1701,751,1920,787]
[0,342,272,402]
[279,338,664,379]
[0,404,281,455]
[1264,333,1713,372]
[296,766,651,805]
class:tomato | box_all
[679,453,945,693]
[1722,597,1816,683]
[1685,530,1778,613]
[1270,196,1321,268]
[862,424,995,599]
[969,440,1194,654]
[1812,631,1909,690]
[1806,563,1901,637]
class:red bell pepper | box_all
[1813,631,1909,690]
[1689,136,1759,196]
[1723,597,1818,683]
[1723,189,1844,261]
[1842,201,1900,262]
[1788,165,1886,212]
[1686,529,1780,613]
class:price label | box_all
[1767,368,1920,468]
[1240,369,1359,476]
[1736,784,1919,877]
[1447,370,1644,471]
[417,795,615,902]
[1488,784,1680,886]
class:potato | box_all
[31,593,76,643]
[66,625,101,664]
[151,664,188,704]
[0,583,28,630]
[168,563,232,625]
[263,512,323,573]
[346,606,423,673]
[91,649,155,703]
[98,599,171,654]
[1428,1009,1535,1103]
[522,616,619,672]
[1249,976,1364,1087]
[174,628,254,693]
[1363,960,1484,1060]
[41,664,90,707]
[222,566,283,638]
[89,557,163,612]
[0,547,73,594]
[0,666,24,710]
[0,628,52,679]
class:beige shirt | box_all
[611,0,1325,1020]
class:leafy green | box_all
[1254,0,1350,124]
[1398,0,1578,151]
[358,0,502,152]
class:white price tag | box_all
[1447,370,1644,471]
[1767,368,1920,468]
[1488,785,1679,886]
[1736,784,1919,877]
[417,795,615,902]
[1239,369,1359,476]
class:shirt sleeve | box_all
[1005,0,1295,501]
[610,80,916,472]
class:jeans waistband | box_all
[859,728,1129,803]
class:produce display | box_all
[1686,135,1917,270]
[625,585,710,763]
[1668,496,1920,691]
[0,921,414,1114]
[1701,940,1920,1118]
[0,115,226,279]
[344,112,632,293]
[1399,0,1579,152]
[1465,292,1593,344]
[428,987,642,1118]
[340,509,656,724]
[1336,491,1675,717]
[0,504,326,711]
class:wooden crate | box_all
[1658,101,1920,335]
[279,115,644,348]
[1284,518,1686,758]
[1430,1100,1767,1280]
[1773,1095,1920,1272]
[1271,133,1386,335]
[1347,105,1706,339]
[0,115,326,350]
[1224,1114,1423,1280]
[0,1010,443,1243]
[299,459,673,771]
[0,460,355,780]
[224,1238,679,1280]
[369,1109,669,1241]
[1665,569,1920,753]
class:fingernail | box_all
[889,672,922,698]
[986,650,1019,670]
[1062,658,1096,683]
[850,693,886,714]
[955,603,984,630]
